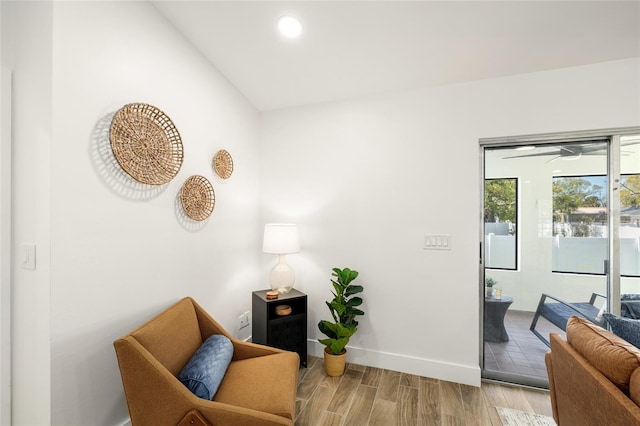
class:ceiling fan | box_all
[503,139,640,163]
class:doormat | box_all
[496,407,556,426]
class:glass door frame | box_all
[479,126,640,388]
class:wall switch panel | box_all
[20,244,36,269]
[423,235,451,250]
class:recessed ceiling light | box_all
[278,16,303,38]
[515,145,535,151]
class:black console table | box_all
[252,289,307,367]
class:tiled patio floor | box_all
[484,310,563,381]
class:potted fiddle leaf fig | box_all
[318,267,364,376]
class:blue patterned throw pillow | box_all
[603,313,640,349]
[178,334,234,400]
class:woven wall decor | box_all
[180,175,215,221]
[110,103,184,185]
[212,149,234,180]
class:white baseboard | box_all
[307,340,481,387]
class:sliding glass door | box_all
[480,128,640,388]
[618,134,640,318]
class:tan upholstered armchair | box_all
[114,297,299,426]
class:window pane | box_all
[620,135,640,316]
[552,175,607,274]
[620,174,640,276]
[484,178,517,270]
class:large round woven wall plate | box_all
[180,175,215,221]
[109,103,184,185]
[212,149,234,180]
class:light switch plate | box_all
[20,244,36,270]
[423,235,451,250]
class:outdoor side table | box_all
[484,295,514,343]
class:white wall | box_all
[6,1,53,424]
[259,58,640,387]
[0,3,13,425]
[8,2,261,425]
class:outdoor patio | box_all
[484,309,562,382]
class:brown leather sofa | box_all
[546,316,640,425]
[114,297,299,426]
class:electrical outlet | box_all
[239,311,250,330]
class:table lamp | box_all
[263,223,300,294]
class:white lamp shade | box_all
[263,224,300,254]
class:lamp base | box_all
[269,255,295,294]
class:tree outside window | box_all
[484,178,517,270]
[552,177,606,237]
[484,179,516,227]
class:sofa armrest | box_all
[114,336,293,426]
[545,347,559,425]
[547,333,640,426]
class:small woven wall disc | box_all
[110,103,184,185]
[180,175,215,221]
[212,149,234,180]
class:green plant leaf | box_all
[318,322,355,354]
[329,337,349,355]
[330,301,346,317]
[346,297,363,307]
[318,338,334,350]
[345,285,364,297]
[318,320,338,339]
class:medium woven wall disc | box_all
[212,149,234,180]
[109,103,184,185]
[180,175,215,221]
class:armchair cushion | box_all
[604,313,640,349]
[214,351,299,420]
[622,294,640,319]
[178,334,234,400]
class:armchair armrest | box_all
[538,293,604,324]
[588,292,606,305]
[231,339,289,361]
[530,293,605,347]
[189,297,288,361]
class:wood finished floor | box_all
[295,356,553,426]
